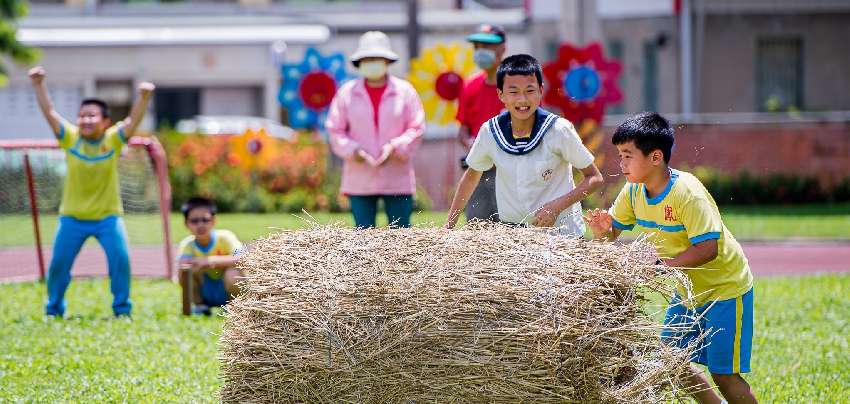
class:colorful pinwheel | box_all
[278,47,351,129]
[408,43,476,126]
[542,42,623,124]
[229,128,279,172]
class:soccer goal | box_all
[0,137,174,282]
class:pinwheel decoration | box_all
[408,43,476,126]
[229,128,279,172]
[542,42,623,124]
[278,47,351,129]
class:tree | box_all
[0,0,39,86]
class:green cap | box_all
[466,24,506,44]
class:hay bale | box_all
[219,223,698,403]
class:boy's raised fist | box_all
[28,66,46,84]
[138,82,156,96]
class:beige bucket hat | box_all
[350,31,399,65]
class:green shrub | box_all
[689,166,849,205]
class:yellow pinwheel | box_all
[229,128,279,172]
[408,43,476,126]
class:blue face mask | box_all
[473,48,497,70]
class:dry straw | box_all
[219,222,701,403]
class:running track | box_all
[1,242,848,283]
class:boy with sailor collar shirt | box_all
[446,54,604,235]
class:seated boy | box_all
[445,54,603,234]
[584,112,757,403]
[178,197,244,315]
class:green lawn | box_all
[0,210,456,248]
[1,203,848,247]
[0,274,847,401]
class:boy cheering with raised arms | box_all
[30,66,154,317]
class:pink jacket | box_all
[326,76,425,196]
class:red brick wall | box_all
[414,122,850,210]
[596,122,850,187]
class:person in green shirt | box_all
[29,66,154,317]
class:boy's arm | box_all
[670,193,723,269]
[445,168,484,229]
[119,82,155,138]
[184,255,239,272]
[28,67,64,135]
[532,163,604,227]
[583,209,623,241]
[205,255,239,270]
[662,239,719,269]
[585,182,635,240]
[199,231,243,271]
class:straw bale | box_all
[219,222,700,403]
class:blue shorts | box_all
[661,288,753,375]
[200,274,230,307]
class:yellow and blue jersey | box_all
[609,169,753,306]
[57,121,127,220]
[178,229,243,280]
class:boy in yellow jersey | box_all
[29,66,154,317]
[584,112,756,404]
[177,197,244,315]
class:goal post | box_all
[0,136,174,281]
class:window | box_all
[154,88,200,129]
[756,37,803,112]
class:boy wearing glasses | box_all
[178,197,244,315]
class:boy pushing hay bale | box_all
[219,224,702,403]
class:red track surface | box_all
[1,242,847,283]
[0,246,170,283]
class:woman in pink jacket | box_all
[326,31,426,228]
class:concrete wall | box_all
[1,44,280,137]
[595,11,850,115]
[699,12,850,113]
[600,16,680,114]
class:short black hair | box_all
[611,112,675,164]
[181,197,217,220]
[496,54,543,90]
[80,98,110,119]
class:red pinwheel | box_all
[542,42,623,124]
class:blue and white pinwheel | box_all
[278,47,351,130]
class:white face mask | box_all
[359,60,388,80]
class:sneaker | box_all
[192,304,212,316]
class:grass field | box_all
[1,203,849,247]
[0,274,847,402]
